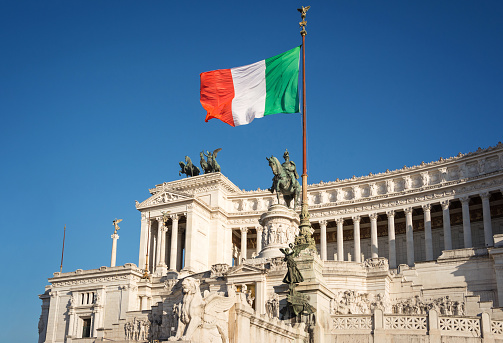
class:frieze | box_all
[136,191,192,209]
[51,274,136,287]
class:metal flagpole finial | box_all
[298,6,310,36]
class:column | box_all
[352,216,361,263]
[481,192,494,247]
[138,215,148,270]
[422,204,433,260]
[240,227,248,263]
[370,213,378,258]
[387,210,397,268]
[169,214,179,271]
[441,200,452,250]
[183,211,194,272]
[255,226,263,255]
[155,220,162,270]
[177,227,184,270]
[460,196,472,248]
[336,218,344,261]
[404,207,415,267]
[110,233,119,267]
[319,220,327,260]
[157,219,167,275]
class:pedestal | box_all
[258,204,300,259]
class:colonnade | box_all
[317,191,498,268]
[140,214,185,273]
[233,190,501,268]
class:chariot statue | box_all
[200,148,222,173]
[267,149,301,209]
[179,156,200,177]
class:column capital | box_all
[460,196,470,204]
[157,217,165,227]
[422,204,431,212]
[169,213,180,221]
[111,233,119,239]
[336,217,344,225]
[240,227,249,233]
[318,220,327,226]
[369,213,378,221]
[386,210,395,218]
[441,200,450,210]
[404,207,413,215]
[255,226,263,233]
[480,192,491,200]
[352,215,361,223]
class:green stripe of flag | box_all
[264,46,301,116]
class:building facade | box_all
[39,142,503,343]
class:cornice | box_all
[149,172,241,195]
[49,264,143,287]
[307,141,503,189]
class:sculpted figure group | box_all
[168,277,235,342]
[124,317,150,341]
[179,148,222,178]
[330,291,465,316]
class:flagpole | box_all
[60,225,66,273]
[298,6,314,245]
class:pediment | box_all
[136,191,192,209]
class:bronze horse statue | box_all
[266,156,301,209]
[199,151,212,174]
[179,156,200,177]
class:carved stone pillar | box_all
[110,233,119,267]
[386,210,396,268]
[240,227,248,263]
[44,291,60,343]
[319,220,327,260]
[336,218,344,261]
[256,226,263,255]
[441,200,452,251]
[481,192,494,247]
[169,214,179,271]
[404,207,415,267]
[352,216,361,263]
[460,196,472,248]
[422,204,433,260]
[370,213,378,258]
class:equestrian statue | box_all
[267,149,301,209]
[179,156,200,177]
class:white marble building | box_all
[39,142,503,343]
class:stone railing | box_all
[231,303,307,343]
[330,310,501,342]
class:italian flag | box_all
[200,46,300,127]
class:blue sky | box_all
[1,1,502,341]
